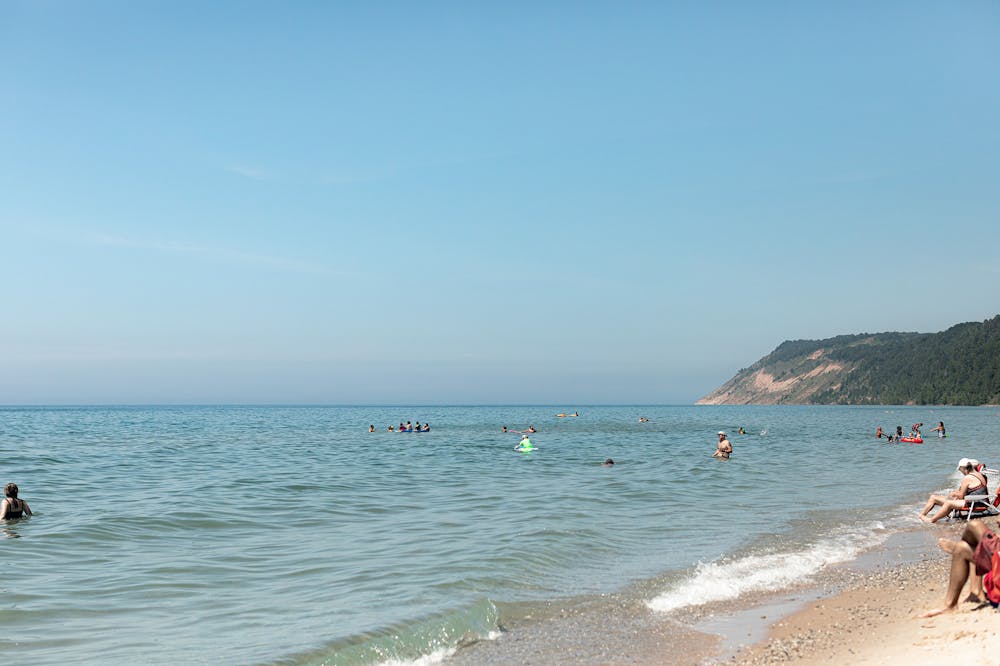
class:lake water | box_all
[1,405,997,664]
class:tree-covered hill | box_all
[697,316,1000,405]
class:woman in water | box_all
[931,421,946,438]
[0,483,32,520]
[919,459,987,523]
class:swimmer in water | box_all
[0,483,31,520]
[931,421,946,438]
[737,427,746,435]
[712,431,732,460]
[527,425,536,433]
[501,425,508,433]
[368,424,375,433]
[603,458,615,466]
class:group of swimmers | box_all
[501,425,536,434]
[369,421,431,433]
[876,421,946,442]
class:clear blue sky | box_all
[2,2,998,404]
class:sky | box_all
[1,1,998,405]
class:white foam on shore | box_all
[377,646,457,666]
[376,631,500,666]
[647,520,891,614]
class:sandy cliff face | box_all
[697,350,855,405]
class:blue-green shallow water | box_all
[1,405,997,664]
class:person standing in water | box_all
[0,483,32,520]
[876,426,884,439]
[712,431,732,460]
[931,422,946,438]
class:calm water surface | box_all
[1,405,997,664]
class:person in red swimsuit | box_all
[921,519,1000,616]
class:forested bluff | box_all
[697,315,1000,406]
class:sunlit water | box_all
[1,405,996,664]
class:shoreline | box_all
[444,518,1000,666]
[727,516,1000,665]
[447,518,1000,665]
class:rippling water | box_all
[1,405,997,664]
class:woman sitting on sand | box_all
[918,458,987,523]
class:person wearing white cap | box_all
[712,431,732,460]
[919,458,988,523]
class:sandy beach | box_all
[449,517,1000,666]
[731,517,1000,665]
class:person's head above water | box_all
[603,458,614,465]
[4,483,18,499]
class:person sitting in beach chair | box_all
[921,519,1000,616]
[953,463,1000,520]
[919,458,988,523]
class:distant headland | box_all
[697,315,1000,406]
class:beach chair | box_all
[954,468,1000,521]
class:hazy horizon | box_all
[3,2,998,404]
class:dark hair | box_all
[604,458,614,465]
[4,483,18,499]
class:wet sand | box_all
[730,517,1000,665]
[449,592,722,665]
[448,518,1000,665]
